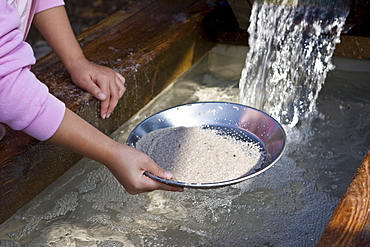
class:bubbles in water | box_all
[239,2,349,127]
[0,240,21,247]
[1,40,368,246]
[97,240,124,247]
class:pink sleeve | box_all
[0,2,65,141]
[36,0,65,13]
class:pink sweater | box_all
[0,0,66,141]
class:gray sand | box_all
[136,126,264,183]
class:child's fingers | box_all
[139,172,184,193]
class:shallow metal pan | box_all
[126,102,286,188]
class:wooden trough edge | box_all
[317,149,370,246]
[0,0,219,224]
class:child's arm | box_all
[33,6,125,119]
[48,108,183,194]
[1,1,182,194]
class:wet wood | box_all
[317,150,370,246]
[334,36,370,60]
[0,0,218,223]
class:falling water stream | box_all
[1,2,369,247]
[240,1,349,126]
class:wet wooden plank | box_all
[317,150,370,246]
[334,36,370,60]
[0,0,217,223]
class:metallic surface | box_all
[127,102,286,188]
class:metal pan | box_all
[126,102,286,188]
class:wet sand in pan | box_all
[136,126,264,183]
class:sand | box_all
[136,126,264,184]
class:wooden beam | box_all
[334,36,370,59]
[317,150,370,246]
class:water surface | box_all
[0,45,369,246]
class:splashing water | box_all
[1,44,369,246]
[239,2,349,126]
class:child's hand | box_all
[106,143,184,194]
[67,58,126,119]
[49,108,184,195]
[32,6,125,119]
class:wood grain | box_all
[317,150,370,246]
